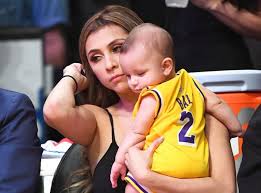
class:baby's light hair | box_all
[121,23,174,59]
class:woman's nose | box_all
[105,55,118,70]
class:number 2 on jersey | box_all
[178,111,195,146]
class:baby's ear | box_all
[161,57,174,76]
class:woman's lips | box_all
[110,74,125,83]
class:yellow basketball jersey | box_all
[133,69,209,178]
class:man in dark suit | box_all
[237,104,261,193]
[0,88,43,193]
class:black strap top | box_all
[92,109,126,193]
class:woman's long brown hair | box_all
[67,5,143,193]
[78,5,143,108]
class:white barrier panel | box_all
[0,28,45,140]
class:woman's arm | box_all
[43,63,97,145]
[126,114,236,193]
[190,0,261,40]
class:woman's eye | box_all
[112,45,122,53]
[89,55,101,63]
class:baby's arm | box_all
[110,95,157,188]
[202,86,242,137]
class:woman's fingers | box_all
[124,137,164,181]
[125,137,164,166]
[146,137,164,157]
[135,141,145,149]
[75,63,84,72]
[63,63,81,75]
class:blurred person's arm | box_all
[190,0,261,40]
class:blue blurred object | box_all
[0,0,69,28]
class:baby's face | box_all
[120,45,166,93]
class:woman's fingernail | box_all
[159,136,164,141]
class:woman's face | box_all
[85,24,131,95]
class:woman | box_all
[44,5,236,193]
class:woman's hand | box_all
[190,0,223,11]
[125,137,164,183]
[63,63,89,92]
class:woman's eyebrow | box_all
[108,38,126,47]
[87,49,99,56]
[87,38,126,55]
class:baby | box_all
[110,23,241,193]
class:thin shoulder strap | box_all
[105,108,116,142]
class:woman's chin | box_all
[112,83,131,93]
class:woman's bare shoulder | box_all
[80,104,113,131]
[81,103,103,111]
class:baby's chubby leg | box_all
[125,172,152,193]
[125,183,140,193]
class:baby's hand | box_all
[110,162,127,188]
